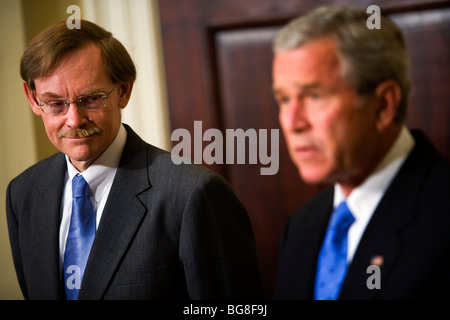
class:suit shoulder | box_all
[410,130,450,181]
[429,152,450,180]
[403,133,450,200]
[146,143,231,188]
[293,187,333,215]
[416,151,450,208]
[123,124,224,184]
[285,186,334,229]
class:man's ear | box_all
[23,81,42,116]
[374,79,401,131]
[117,82,134,110]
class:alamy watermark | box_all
[366,262,382,290]
[366,5,381,29]
[171,121,279,175]
[65,4,381,31]
[66,5,81,29]
[65,265,81,290]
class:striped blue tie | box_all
[63,174,96,300]
[314,201,355,300]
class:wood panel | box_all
[391,7,450,159]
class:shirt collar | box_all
[334,126,415,220]
[65,124,127,199]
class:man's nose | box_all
[283,99,309,133]
[64,102,89,127]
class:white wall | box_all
[0,0,37,299]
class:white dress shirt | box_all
[59,124,127,266]
[333,126,415,263]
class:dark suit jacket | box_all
[276,130,450,299]
[6,124,265,300]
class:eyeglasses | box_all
[33,84,118,116]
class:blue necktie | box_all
[314,201,355,300]
[63,174,96,300]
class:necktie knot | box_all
[72,174,90,198]
[329,201,355,246]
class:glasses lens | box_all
[38,89,111,115]
[45,100,68,115]
[82,94,106,110]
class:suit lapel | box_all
[285,187,334,299]
[34,154,66,299]
[340,131,435,299]
[78,126,151,299]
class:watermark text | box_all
[66,5,81,29]
[366,5,381,29]
[171,121,279,175]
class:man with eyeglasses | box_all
[6,20,264,300]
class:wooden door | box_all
[158,0,450,298]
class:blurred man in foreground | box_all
[273,6,450,299]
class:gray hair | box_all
[274,6,411,123]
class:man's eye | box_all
[308,92,321,99]
[88,95,101,102]
[84,95,103,106]
[48,101,66,108]
[277,96,290,104]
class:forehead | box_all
[272,38,342,86]
[53,42,106,75]
[34,43,110,94]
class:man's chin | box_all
[298,167,331,185]
[64,150,98,164]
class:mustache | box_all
[58,127,101,138]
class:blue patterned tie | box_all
[63,174,96,300]
[314,201,355,300]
